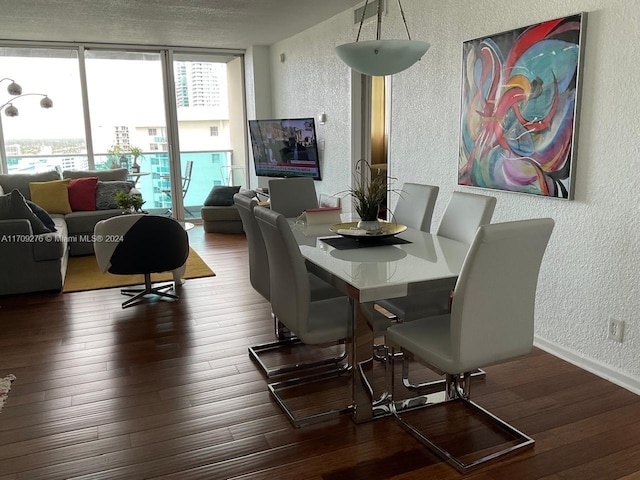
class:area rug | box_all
[0,374,16,413]
[63,247,215,293]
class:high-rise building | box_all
[113,126,130,149]
[174,62,226,109]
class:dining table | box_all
[288,219,471,423]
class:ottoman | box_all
[201,205,244,233]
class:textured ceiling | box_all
[0,0,363,50]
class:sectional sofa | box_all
[0,168,138,295]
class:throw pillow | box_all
[204,185,241,207]
[26,200,57,232]
[68,177,98,211]
[29,179,72,214]
[95,181,134,210]
[0,189,50,234]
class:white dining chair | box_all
[391,183,439,232]
[386,218,554,472]
[376,191,497,323]
[268,177,319,218]
[436,191,497,244]
[234,193,344,378]
[254,206,353,426]
[367,190,498,398]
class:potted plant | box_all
[347,159,393,231]
[115,191,146,214]
[107,145,124,169]
[130,146,143,173]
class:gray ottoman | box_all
[201,186,255,233]
[201,205,243,233]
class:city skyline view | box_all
[1,47,242,218]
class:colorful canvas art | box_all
[459,14,585,199]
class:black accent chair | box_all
[94,214,189,308]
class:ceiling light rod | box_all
[354,0,384,42]
[0,77,53,117]
[336,0,430,76]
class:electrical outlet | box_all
[608,318,625,343]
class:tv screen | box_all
[249,117,321,180]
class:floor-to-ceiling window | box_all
[0,47,86,173]
[84,49,172,214]
[0,43,246,221]
[171,54,242,218]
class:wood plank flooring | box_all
[1,226,639,479]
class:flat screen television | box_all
[248,117,321,180]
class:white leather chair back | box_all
[393,183,439,232]
[450,218,554,372]
[234,193,270,301]
[254,206,311,337]
[94,214,145,273]
[437,191,497,244]
[268,177,319,218]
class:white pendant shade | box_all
[336,39,430,76]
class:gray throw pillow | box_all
[95,181,134,210]
[26,200,57,232]
[204,186,241,206]
[0,189,50,234]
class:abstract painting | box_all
[458,14,585,199]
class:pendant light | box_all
[335,0,430,76]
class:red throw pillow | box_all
[68,177,98,211]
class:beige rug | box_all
[0,374,16,413]
[63,247,215,293]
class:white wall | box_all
[269,11,358,201]
[245,45,274,189]
[262,0,640,392]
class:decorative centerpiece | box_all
[347,159,391,232]
[115,191,145,214]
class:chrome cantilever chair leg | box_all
[268,365,354,428]
[389,368,534,473]
[248,315,348,378]
[400,353,486,392]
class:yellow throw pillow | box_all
[29,179,72,214]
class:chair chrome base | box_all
[249,318,348,378]
[249,339,348,378]
[359,347,485,418]
[120,274,178,308]
[268,365,353,427]
[390,373,534,473]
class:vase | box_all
[357,219,381,232]
[131,162,140,173]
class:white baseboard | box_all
[534,336,640,396]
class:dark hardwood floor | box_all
[1,226,640,479]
